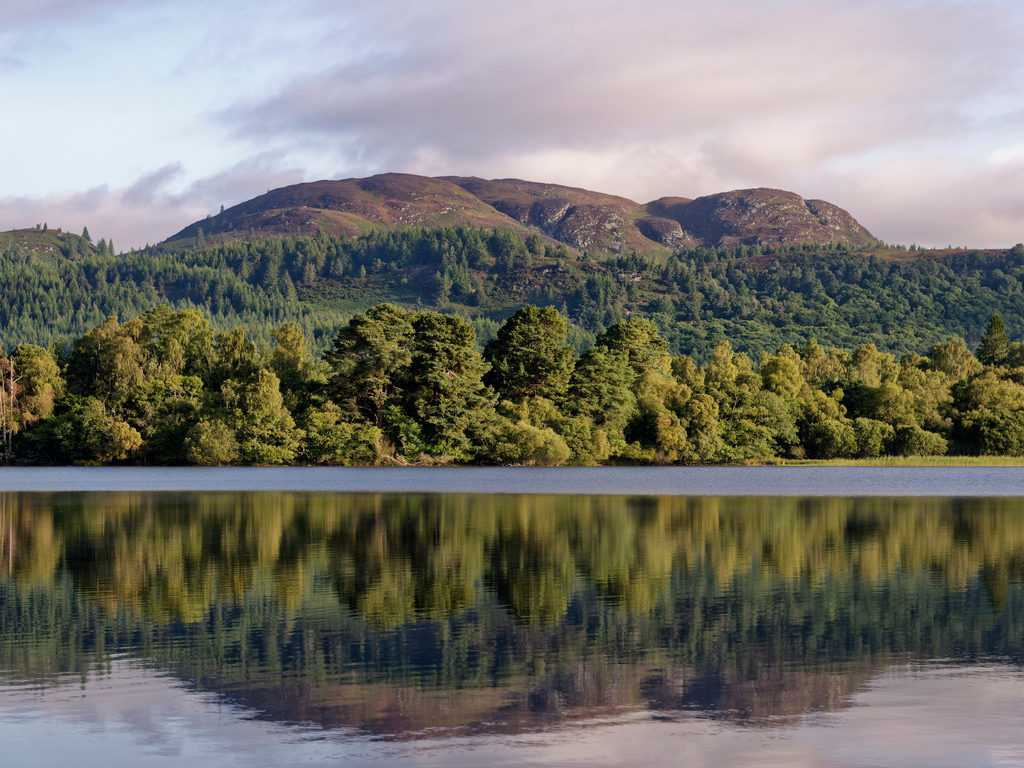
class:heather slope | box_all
[165,174,537,245]
[161,174,875,256]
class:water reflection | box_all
[0,491,1023,748]
[3,659,1020,768]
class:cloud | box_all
[0,155,305,250]
[822,156,1024,248]
[228,0,1016,170]
[214,0,1024,245]
[0,0,132,28]
[122,163,186,207]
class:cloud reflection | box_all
[1,660,1022,767]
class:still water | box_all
[1,471,1023,766]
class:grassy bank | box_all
[771,456,1024,467]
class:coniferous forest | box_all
[5,224,1024,359]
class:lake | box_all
[1,468,1023,767]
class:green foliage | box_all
[11,344,64,427]
[326,304,414,428]
[15,294,1024,465]
[929,337,982,381]
[592,318,670,380]
[184,419,240,465]
[301,402,383,465]
[7,225,1024,374]
[805,419,858,459]
[489,418,571,466]
[483,306,575,402]
[853,417,895,458]
[134,376,204,462]
[30,394,144,464]
[220,369,303,464]
[892,424,948,456]
[565,346,636,433]
[957,406,1024,456]
[405,313,494,458]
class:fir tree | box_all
[483,306,575,402]
[977,314,1009,366]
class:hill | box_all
[165,174,540,247]
[1,226,106,258]
[646,188,874,247]
[161,174,875,256]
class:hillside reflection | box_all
[1,491,1022,735]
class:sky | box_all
[3,0,1024,250]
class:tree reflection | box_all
[2,492,1024,626]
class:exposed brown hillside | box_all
[162,173,875,255]
[652,188,874,247]
[442,176,695,255]
[165,174,536,244]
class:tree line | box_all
[2,303,1024,465]
[7,224,1024,368]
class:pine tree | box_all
[977,314,1009,366]
[483,306,575,402]
[326,304,414,428]
[402,312,495,456]
[435,269,452,306]
[565,346,636,432]
[82,226,91,243]
[592,318,670,380]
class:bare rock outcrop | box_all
[650,188,873,248]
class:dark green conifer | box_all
[326,303,414,428]
[483,306,575,402]
[403,312,495,457]
[977,314,1009,366]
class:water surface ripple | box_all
[0,465,1021,495]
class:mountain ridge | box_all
[164,173,876,255]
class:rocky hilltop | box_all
[440,176,701,253]
[164,173,874,254]
[651,188,874,247]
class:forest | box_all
[2,300,1024,465]
[5,224,1024,364]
